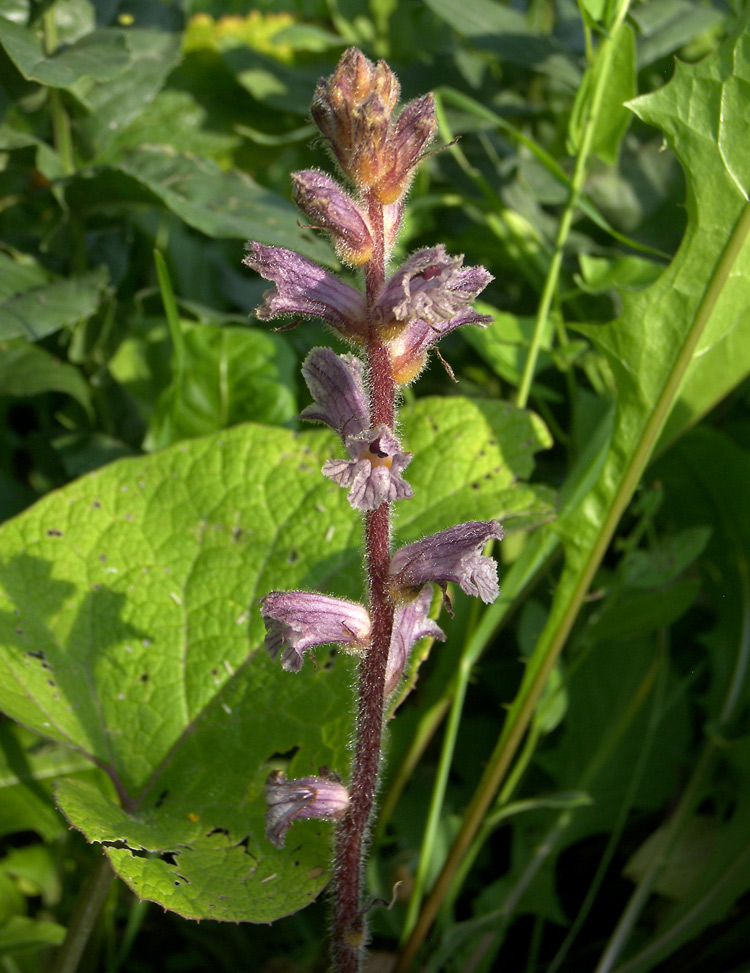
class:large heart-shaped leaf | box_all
[0,396,551,921]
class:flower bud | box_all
[311,48,400,191]
[375,94,438,204]
[292,170,373,266]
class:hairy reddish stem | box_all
[332,194,395,972]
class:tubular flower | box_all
[265,769,349,848]
[389,521,505,605]
[323,425,413,511]
[292,170,373,266]
[298,347,369,443]
[375,246,493,382]
[243,243,367,342]
[378,245,493,331]
[384,584,445,699]
[260,591,371,672]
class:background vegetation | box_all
[1,0,749,971]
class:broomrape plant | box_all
[244,48,502,971]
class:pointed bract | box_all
[299,347,369,442]
[376,93,438,204]
[265,769,349,848]
[323,425,413,511]
[389,521,504,604]
[384,585,445,698]
[244,243,367,341]
[260,591,371,671]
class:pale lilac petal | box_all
[260,591,371,671]
[384,585,445,698]
[265,769,349,848]
[377,245,493,328]
[389,521,504,604]
[243,243,367,339]
[322,425,413,511]
[298,347,369,442]
[292,170,373,265]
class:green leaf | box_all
[77,29,185,157]
[576,253,664,294]
[144,323,298,450]
[488,12,750,866]
[0,268,110,342]
[632,0,729,67]
[0,724,92,842]
[0,915,66,956]
[223,48,326,114]
[2,844,60,903]
[0,395,549,921]
[70,149,331,261]
[0,17,129,87]
[0,253,49,301]
[421,0,580,84]
[91,89,240,167]
[568,23,636,164]
[0,340,93,416]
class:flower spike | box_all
[323,425,413,511]
[390,521,505,605]
[244,243,367,342]
[265,769,349,848]
[260,591,371,672]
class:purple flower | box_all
[298,347,369,443]
[292,170,373,266]
[265,768,349,848]
[375,246,493,382]
[389,521,505,604]
[260,591,371,672]
[384,585,445,699]
[243,243,367,342]
[323,425,413,511]
[378,246,492,328]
